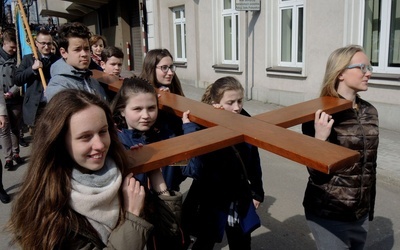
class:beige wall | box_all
[148,0,400,131]
[34,0,400,131]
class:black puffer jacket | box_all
[302,96,379,222]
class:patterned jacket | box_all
[0,46,20,105]
[302,95,379,221]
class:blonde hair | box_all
[320,45,365,97]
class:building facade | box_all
[146,0,400,132]
[34,0,400,132]
[36,0,146,74]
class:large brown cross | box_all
[93,70,359,175]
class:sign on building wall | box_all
[235,0,261,11]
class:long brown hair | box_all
[320,45,364,97]
[139,48,185,96]
[7,90,129,249]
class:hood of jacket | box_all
[50,58,93,79]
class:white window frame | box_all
[172,6,186,62]
[362,0,400,74]
[221,0,239,64]
[278,0,304,67]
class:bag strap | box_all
[231,146,251,186]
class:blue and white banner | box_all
[15,7,33,57]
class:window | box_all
[363,0,400,73]
[278,0,304,67]
[172,6,186,62]
[222,0,239,64]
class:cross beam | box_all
[92,70,359,174]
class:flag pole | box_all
[16,0,47,89]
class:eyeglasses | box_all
[36,41,53,47]
[346,64,373,74]
[156,65,176,73]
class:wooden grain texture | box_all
[127,126,243,174]
[253,97,352,128]
[91,70,359,174]
[146,92,359,174]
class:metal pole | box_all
[16,0,47,89]
[245,10,250,100]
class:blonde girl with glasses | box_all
[302,45,379,250]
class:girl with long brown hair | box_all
[140,48,184,96]
[139,49,186,191]
[7,89,158,249]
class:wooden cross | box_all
[93,70,359,175]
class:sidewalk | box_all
[181,83,400,185]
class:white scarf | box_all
[69,157,122,244]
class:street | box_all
[0,83,399,249]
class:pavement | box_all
[0,83,399,249]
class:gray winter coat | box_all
[45,59,107,102]
[0,47,20,105]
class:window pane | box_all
[388,0,400,67]
[184,24,187,58]
[224,16,232,60]
[297,7,303,63]
[236,15,239,60]
[224,0,231,10]
[281,9,292,62]
[175,10,181,19]
[364,0,380,66]
[176,24,182,58]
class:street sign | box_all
[235,0,261,11]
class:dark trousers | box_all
[0,161,3,189]
[192,223,251,250]
[183,181,252,250]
